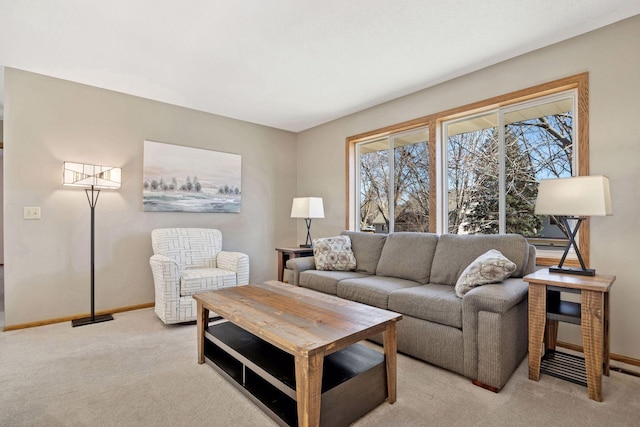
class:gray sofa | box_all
[285,231,535,391]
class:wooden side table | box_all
[275,247,314,282]
[524,269,615,402]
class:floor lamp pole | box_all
[72,186,114,327]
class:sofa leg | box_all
[471,380,501,393]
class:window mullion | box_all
[355,143,362,232]
[498,112,506,234]
[436,123,446,234]
[388,138,395,233]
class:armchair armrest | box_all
[149,254,181,291]
[285,256,315,286]
[217,251,250,285]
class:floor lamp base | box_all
[72,313,114,327]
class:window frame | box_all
[346,73,589,267]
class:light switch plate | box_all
[24,207,41,220]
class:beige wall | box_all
[296,15,640,359]
[0,148,3,265]
[3,68,298,327]
[0,120,4,264]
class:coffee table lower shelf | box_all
[204,320,388,427]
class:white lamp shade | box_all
[291,197,324,219]
[534,175,612,217]
[63,162,122,189]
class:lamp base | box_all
[72,313,114,327]
[549,266,596,277]
[299,244,312,248]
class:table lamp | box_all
[534,175,611,276]
[291,197,324,248]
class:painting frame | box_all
[143,140,242,213]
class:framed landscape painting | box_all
[143,140,241,213]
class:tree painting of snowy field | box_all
[143,140,241,213]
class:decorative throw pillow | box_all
[454,249,516,298]
[313,236,357,271]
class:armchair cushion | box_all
[180,268,238,296]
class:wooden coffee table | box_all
[193,281,402,427]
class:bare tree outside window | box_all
[447,124,498,234]
[355,94,575,248]
[359,142,389,232]
[358,130,430,233]
[394,138,430,232]
[445,98,573,242]
[506,110,573,243]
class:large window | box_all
[348,74,589,266]
[357,128,430,233]
[443,93,575,246]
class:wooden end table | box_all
[193,281,402,427]
[524,269,615,402]
[276,247,314,282]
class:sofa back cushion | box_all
[375,232,439,284]
[429,234,530,286]
[340,231,387,274]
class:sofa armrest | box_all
[462,278,529,315]
[217,251,250,285]
[524,244,537,276]
[285,256,315,286]
[461,278,529,388]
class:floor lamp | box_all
[534,175,612,276]
[63,162,122,327]
[291,197,324,248]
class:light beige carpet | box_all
[1,308,638,426]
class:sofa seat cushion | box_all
[341,231,387,274]
[299,270,369,295]
[337,276,422,309]
[388,284,462,329]
[180,268,237,296]
[375,232,439,284]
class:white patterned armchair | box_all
[149,228,250,324]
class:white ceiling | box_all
[1,1,639,132]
